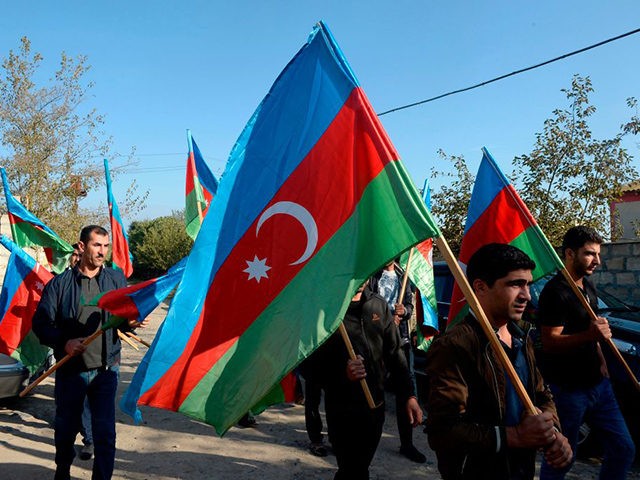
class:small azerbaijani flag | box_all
[185,130,219,240]
[447,148,562,326]
[121,21,439,434]
[400,179,439,351]
[0,235,53,374]
[1,168,74,274]
[88,257,187,321]
[104,159,134,278]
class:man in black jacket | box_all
[33,225,141,480]
[309,280,422,480]
[369,261,426,463]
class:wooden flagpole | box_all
[117,330,139,350]
[338,323,380,410]
[125,331,151,348]
[434,236,538,415]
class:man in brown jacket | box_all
[425,243,571,479]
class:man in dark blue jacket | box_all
[33,225,140,480]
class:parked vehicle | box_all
[0,353,28,400]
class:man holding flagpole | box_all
[309,279,422,479]
[538,226,635,479]
[33,225,139,480]
[425,243,571,479]
[369,260,426,463]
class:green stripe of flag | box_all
[185,179,207,240]
[509,226,563,280]
[12,331,50,376]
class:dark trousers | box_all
[304,378,324,443]
[395,343,416,447]
[327,402,385,480]
[54,367,118,480]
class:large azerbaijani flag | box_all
[0,235,53,374]
[88,257,187,321]
[447,147,563,326]
[185,130,219,240]
[104,159,134,278]
[400,179,439,351]
[121,21,439,434]
[1,168,74,274]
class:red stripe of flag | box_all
[459,185,534,263]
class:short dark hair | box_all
[71,242,79,250]
[80,225,109,244]
[466,243,536,287]
[561,226,603,256]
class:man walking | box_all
[538,226,635,479]
[34,225,139,480]
[369,261,426,463]
[425,243,572,479]
[313,280,422,479]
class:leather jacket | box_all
[424,315,559,480]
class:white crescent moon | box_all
[256,201,318,266]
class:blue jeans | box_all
[540,377,635,480]
[54,366,119,480]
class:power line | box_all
[377,27,640,116]
[86,27,640,166]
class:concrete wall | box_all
[591,240,640,305]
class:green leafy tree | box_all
[430,150,474,256]
[0,37,145,241]
[513,75,637,244]
[129,212,193,279]
[622,97,640,136]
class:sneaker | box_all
[79,443,94,461]
[400,444,426,463]
[309,442,328,457]
[236,414,257,428]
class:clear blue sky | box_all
[1,1,639,222]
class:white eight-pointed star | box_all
[243,255,271,283]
